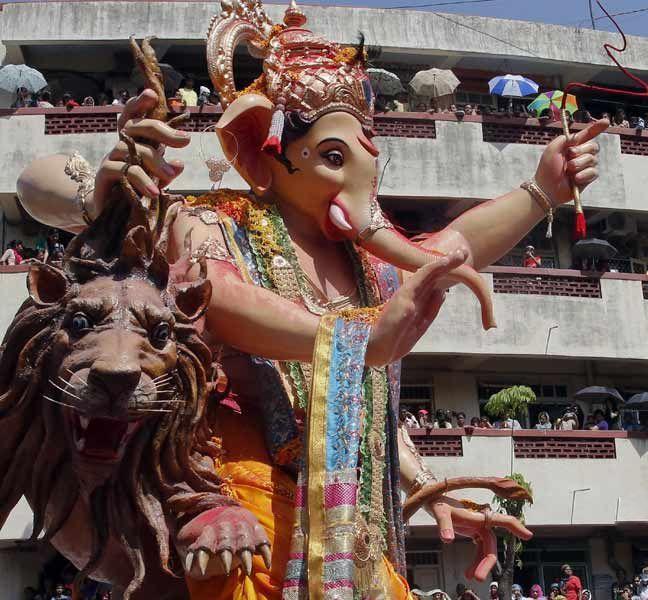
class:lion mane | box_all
[0,196,228,598]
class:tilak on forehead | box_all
[207,0,376,155]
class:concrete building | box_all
[1,2,648,599]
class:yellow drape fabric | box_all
[185,403,412,600]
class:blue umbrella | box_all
[489,74,539,97]
[489,74,539,110]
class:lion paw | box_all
[177,506,271,580]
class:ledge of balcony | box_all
[0,265,30,274]
[407,427,648,439]
[1,107,647,145]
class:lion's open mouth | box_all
[70,413,142,461]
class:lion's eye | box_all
[151,323,171,345]
[71,313,92,333]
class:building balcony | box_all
[2,264,648,362]
[415,266,648,361]
[1,108,647,215]
[407,428,648,529]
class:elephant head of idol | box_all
[207,0,495,329]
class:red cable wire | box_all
[560,0,648,109]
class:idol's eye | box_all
[322,149,344,167]
[151,322,171,345]
[71,312,92,334]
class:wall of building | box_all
[407,433,648,528]
[3,2,648,74]
[415,275,648,361]
[0,543,55,600]
[0,270,27,337]
[0,113,645,213]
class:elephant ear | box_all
[216,94,274,195]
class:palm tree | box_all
[493,473,533,600]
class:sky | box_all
[1,0,647,37]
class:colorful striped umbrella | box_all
[528,90,579,115]
[488,74,539,98]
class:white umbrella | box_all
[0,64,47,93]
[367,68,403,96]
[409,68,460,98]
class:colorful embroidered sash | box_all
[283,315,371,600]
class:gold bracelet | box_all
[521,179,555,238]
[410,468,437,495]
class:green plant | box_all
[493,473,533,600]
[484,385,536,420]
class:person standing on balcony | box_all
[495,412,522,429]
[613,108,630,128]
[112,89,130,106]
[523,245,542,268]
[417,408,431,427]
[530,585,546,600]
[550,584,567,600]
[489,582,500,600]
[400,408,420,428]
[561,565,583,600]
[177,77,198,107]
[591,409,609,430]
[455,411,467,427]
[534,411,553,429]
[37,90,54,108]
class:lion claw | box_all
[219,549,233,575]
[259,543,272,569]
[240,549,253,576]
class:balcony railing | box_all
[484,265,648,299]
[408,428,647,459]
[2,107,648,152]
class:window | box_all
[400,383,435,415]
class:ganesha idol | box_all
[10,0,608,598]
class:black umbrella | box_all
[574,386,625,404]
[572,238,617,260]
[626,393,648,410]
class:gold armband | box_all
[65,151,96,225]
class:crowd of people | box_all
[374,92,647,131]
[410,564,648,600]
[10,77,221,111]
[0,230,66,266]
[399,404,641,432]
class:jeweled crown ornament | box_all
[207,0,375,154]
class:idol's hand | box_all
[366,249,467,366]
[427,496,532,581]
[534,118,608,206]
[92,89,190,216]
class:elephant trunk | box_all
[358,226,496,330]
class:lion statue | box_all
[0,191,272,598]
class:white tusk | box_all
[328,204,353,231]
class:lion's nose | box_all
[88,360,142,399]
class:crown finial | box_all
[284,0,307,28]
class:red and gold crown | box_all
[207,0,375,153]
